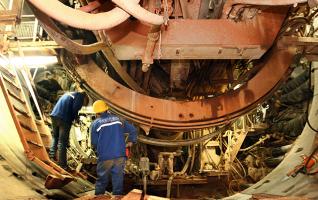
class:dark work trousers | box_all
[95,157,126,195]
[49,117,72,169]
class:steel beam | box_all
[105,7,287,60]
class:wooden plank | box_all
[252,193,311,200]
[138,177,208,185]
[121,189,142,200]
[122,189,169,200]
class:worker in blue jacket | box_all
[91,100,137,195]
[49,91,89,169]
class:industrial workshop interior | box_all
[1,0,318,199]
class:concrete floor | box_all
[0,157,45,200]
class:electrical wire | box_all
[306,63,318,132]
[189,132,196,174]
[239,134,271,152]
[234,157,247,178]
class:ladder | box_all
[0,63,73,189]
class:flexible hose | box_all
[138,126,228,147]
[112,0,164,25]
[166,174,175,198]
[27,0,140,30]
[179,146,192,175]
[143,174,147,194]
[189,132,196,173]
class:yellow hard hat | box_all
[93,100,109,113]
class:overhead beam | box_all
[105,7,288,60]
[279,36,318,61]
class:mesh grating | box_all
[15,21,35,39]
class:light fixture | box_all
[0,56,58,68]
[233,83,243,90]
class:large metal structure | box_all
[0,0,318,199]
[25,0,310,131]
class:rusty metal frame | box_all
[0,0,22,25]
[29,5,146,94]
[30,4,288,60]
[32,1,295,131]
[222,0,307,17]
[74,47,295,130]
[105,7,288,60]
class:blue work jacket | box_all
[91,112,137,161]
[50,92,85,124]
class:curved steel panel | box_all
[75,48,295,130]
[224,62,318,200]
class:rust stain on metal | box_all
[76,48,295,130]
[105,7,288,60]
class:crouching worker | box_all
[91,100,137,195]
[49,91,89,169]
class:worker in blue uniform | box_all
[91,100,137,195]
[49,91,89,169]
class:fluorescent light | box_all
[233,84,243,90]
[0,56,58,68]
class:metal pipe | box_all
[179,146,192,175]
[230,0,307,6]
[223,0,307,18]
[138,128,223,147]
[166,174,175,198]
[112,0,164,25]
[143,174,147,194]
[142,25,161,72]
[165,152,192,199]
[27,0,139,30]
[0,0,7,10]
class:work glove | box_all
[74,118,80,126]
[126,142,133,148]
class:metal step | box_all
[7,90,25,104]
[0,65,16,79]
[35,120,51,137]
[13,105,30,117]
[20,127,39,139]
[0,71,74,189]
[19,121,37,133]
[2,75,21,91]
[38,131,48,137]
[26,139,43,148]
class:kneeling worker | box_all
[91,100,137,195]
